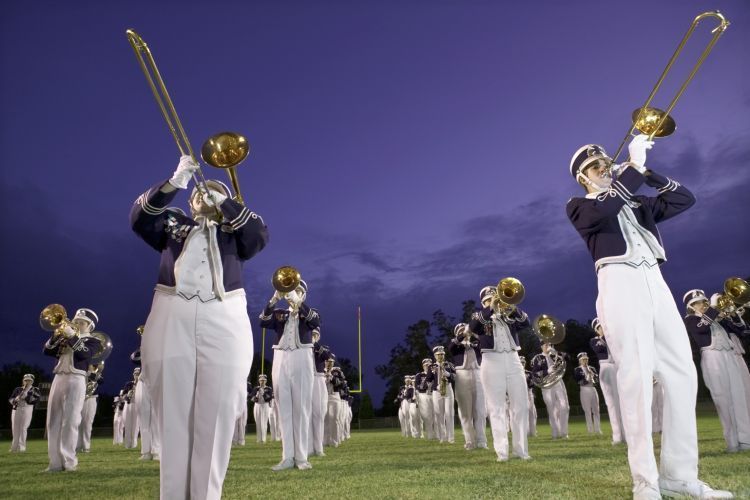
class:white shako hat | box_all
[577,352,589,360]
[570,144,611,179]
[421,358,433,366]
[23,374,35,382]
[683,289,708,308]
[189,179,232,204]
[432,346,445,355]
[73,308,99,327]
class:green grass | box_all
[0,416,748,499]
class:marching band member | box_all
[130,155,268,499]
[574,353,601,435]
[414,359,436,440]
[531,343,570,439]
[251,375,274,444]
[122,368,141,449]
[132,328,160,460]
[590,318,625,444]
[714,295,750,419]
[396,379,408,437]
[449,323,487,450]
[338,381,351,441]
[77,369,102,453]
[8,374,41,452]
[113,393,125,445]
[260,280,320,471]
[519,356,537,437]
[310,328,331,456]
[468,287,531,461]
[428,346,456,444]
[684,290,750,452]
[43,308,101,472]
[403,376,420,438]
[566,136,731,499]
[324,359,346,447]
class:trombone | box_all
[125,29,249,209]
[610,11,730,165]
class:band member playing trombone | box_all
[683,290,750,452]
[468,285,531,461]
[260,279,320,470]
[450,323,488,450]
[43,308,101,472]
[131,155,268,499]
[9,374,41,453]
[428,346,456,444]
[574,352,601,435]
[414,359,436,440]
[590,318,625,444]
[251,375,274,444]
[567,136,731,499]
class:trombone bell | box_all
[533,314,566,345]
[631,107,676,137]
[497,277,525,306]
[201,132,249,169]
[725,277,750,305]
[273,266,301,294]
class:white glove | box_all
[169,155,200,189]
[269,290,282,305]
[202,189,227,207]
[628,134,654,171]
[285,290,301,305]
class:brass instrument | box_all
[725,277,750,305]
[530,350,566,389]
[583,365,598,386]
[533,314,566,345]
[435,363,447,397]
[610,11,730,165]
[493,277,524,310]
[272,266,302,294]
[39,304,79,340]
[125,30,250,209]
[86,362,104,397]
[90,332,113,363]
[136,325,145,336]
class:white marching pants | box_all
[142,291,253,500]
[253,402,269,443]
[113,410,124,445]
[272,348,313,463]
[407,402,420,437]
[123,397,140,449]
[542,380,569,438]
[10,405,33,452]
[455,368,487,448]
[480,351,529,459]
[431,385,455,443]
[398,400,408,436]
[269,401,281,441]
[309,374,327,454]
[652,380,664,433]
[77,396,97,451]
[701,349,750,450]
[46,373,85,470]
[416,392,435,439]
[336,399,347,441]
[596,264,698,487]
[580,386,601,434]
[233,405,247,445]
[599,360,625,443]
[325,393,342,446]
[527,388,537,437]
[137,377,160,456]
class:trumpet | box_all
[39,304,79,340]
[609,11,730,166]
[125,30,250,209]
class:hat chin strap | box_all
[577,172,609,193]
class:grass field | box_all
[0,416,748,499]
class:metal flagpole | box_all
[351,306,363,393]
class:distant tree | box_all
[375,320,433,414]
[431,309,456,347]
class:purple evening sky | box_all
[1,0,748,405]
